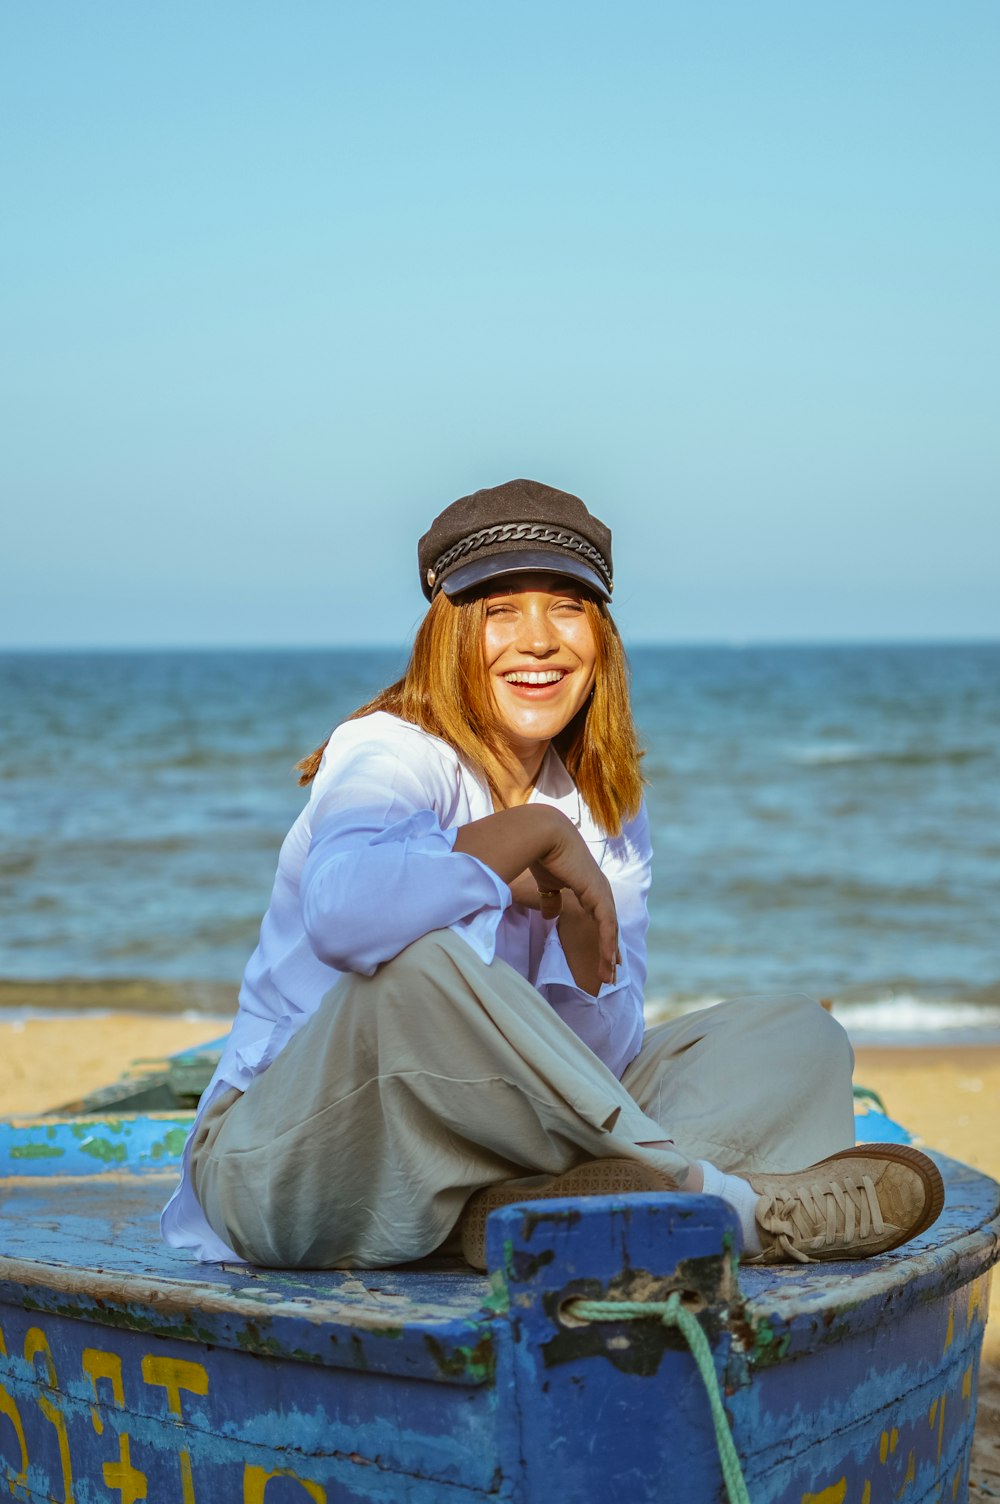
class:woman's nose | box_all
[517,606,558,654]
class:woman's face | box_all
[483,574,598,758]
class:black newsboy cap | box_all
[418,479,613,602]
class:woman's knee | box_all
[380,928,471,980]
[362,929,494,1020]
[731,992,852,1078]
[774,994,854,1081]
[315,930,466,1038]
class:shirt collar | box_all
[530,746,586,830]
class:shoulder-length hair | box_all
[295,591,644,836]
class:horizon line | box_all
[2,636,999,654]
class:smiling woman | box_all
[484,578,598,783]
[161,479,945,1274]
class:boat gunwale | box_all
[0,1154,996,1386]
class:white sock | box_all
[697,1160,763,1256]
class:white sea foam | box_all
[831,994,1000,1042]
[643,991,1000,1044]
[0,1007,233,1026]
[0,1007,117,1024]
[787,742,869,766]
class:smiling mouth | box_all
[502,670,567,685]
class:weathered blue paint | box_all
[0,1113,191,1177]
[852,1092,914,1146]
[0,1120,997,1503]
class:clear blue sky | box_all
[2,1,997,646]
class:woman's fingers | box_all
[530,835,619,983]
[588,886,619,983]
[537,888,563,921]
[554,866,618,983]
[533,866,565,919]
[586,880,619,984]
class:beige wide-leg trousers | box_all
[190,930,855,1268]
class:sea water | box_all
[2,644,998,1042]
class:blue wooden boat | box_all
[1,1091,998,1502]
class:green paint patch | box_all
[423,1332,495,1384]
[148,1127,188,1160]
[80,1137,127,1164]
[236,1328,317,1363]
[481,1271,510,1316]
[38,1297,219,1346]
[70,1117,125,1141]
[751,1318,791,1365]
[9,1143,66,1159]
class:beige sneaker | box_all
[459,1158,677,1271]
[746,1144,945,1265]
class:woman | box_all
[162,478,943,1270]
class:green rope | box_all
[568,1291,752,1504]
[852,1083,889,1115]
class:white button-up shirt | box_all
[161,711,651,1260]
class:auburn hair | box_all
[295,592,644,836]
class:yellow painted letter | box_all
[24,1327,74,1504]
[82,1349,148,1504]
[802,1482,847,1504]
[244,1464,326,1503]
[0,1320,29,1487]
[142,1354,209,1504]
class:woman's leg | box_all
[621,992,857,1175]
[191,930,695,1268]
[620,996,944,1264]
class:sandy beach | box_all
[1,1014,997,1487]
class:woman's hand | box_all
[453,806,619,990]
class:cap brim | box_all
[439,549,611,601]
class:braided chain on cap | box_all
[431,521,612,590]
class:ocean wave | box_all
[787,743,991,769]
[831,994,1000,1038]
[716,874,965,908]
[644,988,1000,1043]
[0,1005,234,1026]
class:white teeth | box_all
[503,671,565,685]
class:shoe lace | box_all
[758,1174,885,1263]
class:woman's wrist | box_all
[452,804,572,886]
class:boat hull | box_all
[0,1114,996,1503]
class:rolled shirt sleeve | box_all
[300,726,512,973]
[302,807,510,973]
